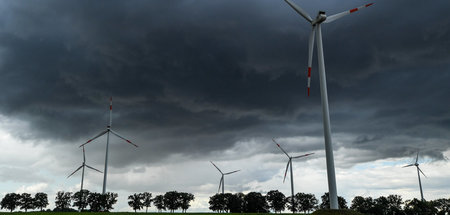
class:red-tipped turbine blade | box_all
[273,138,290,158]
[67,165,83,178]
[324,3,374,23]
[307,26,316,96]
[79,130,108,147]
[210,161,223,174]
[283,160,290,183]
[292,152,315,159]
[109,129,138,147]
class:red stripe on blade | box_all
[350,8,358,13]
[87,140,92,143]
[365,3,374,7]
[127,140,131,143]
[308,88,310,96]
[110,105,112,110]
[308,67,311,77]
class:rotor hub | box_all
[312,11,327,26]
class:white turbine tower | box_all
[80,97,138,194]
[403,152,427,201]
[273,138,314,212]
[210,161,240,194]
[67,146,103,191]
[283,0,374,209]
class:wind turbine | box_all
[68,146,103,190]
[80,97,138,194]
[68,146,102,211]
[283,0,374,209]
[403,152,427,201]
[273,138,314,212]
[210,161,240,194]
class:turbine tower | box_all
[283,0,374,209]
[403,152,427,201]
[273,138,314,213]
[210,161,240,194]
[68,146,103,191]
[80,97,138,194]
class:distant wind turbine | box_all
[210,161,240,194]
[403,152,427,201]
[68,146,102,211]
[283,0,374,209]
[80,97,138,194]
[273,138,314,213]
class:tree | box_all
[433,198,450,215]
[102,192,118,211]
[55,191,72,210]
[244,192,269,213]
[87,192,102,212]
[266,190,287,213]
[142,192,153,213]
[319,192,348,209]
[164,191,181,213]
[72,189,90,211]
[386,194,404,215]
[350,196,375,214]
[153,195,166,212]
[1,193,21,212]
[297,192,318,213]
[128,193,144,212]
[34,192,49,211]
[209,193,226,213]
[404,198,437,215]
[228,193,245,213]
[179,192,194,213]
[19,193,35,212]
[373,196,389,215]
[286,196,298,213]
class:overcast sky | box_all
[0,0,449,212]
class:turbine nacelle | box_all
[312,11,327,26]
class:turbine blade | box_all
[218,176,223,193]
[109,97,113,127]
[224,170,240,175]
[67,166,83,178]
[416,152,419,164]
[307,26,316,96]
[418,166,427,178]
[273,138,290,158]
[292,152,315,159]
[283,160,290,183]
[284,0,313,23]
[210,161,223,174]
[79,130,108,147]
[85,164,103,173]
[109,129,138,147]
[402,164,414,168]
[324,3,374,23]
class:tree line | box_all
[209,190,450,215]
[128,191,194,213]
[0,190,195,213]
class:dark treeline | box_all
[209,191,450,215]
[1,190,449,214]
[128,191,195,213]
[0,190,195,213]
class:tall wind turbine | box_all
[283,0,373,209]
[210,161,240,194]
[80,97,138,194]
[403,152,427,201]
[68,146,103,191]
[273,138,314,212]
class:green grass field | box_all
[0,210,362,215]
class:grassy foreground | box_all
[0,211,363,215]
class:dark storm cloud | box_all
[0,0,449,167]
